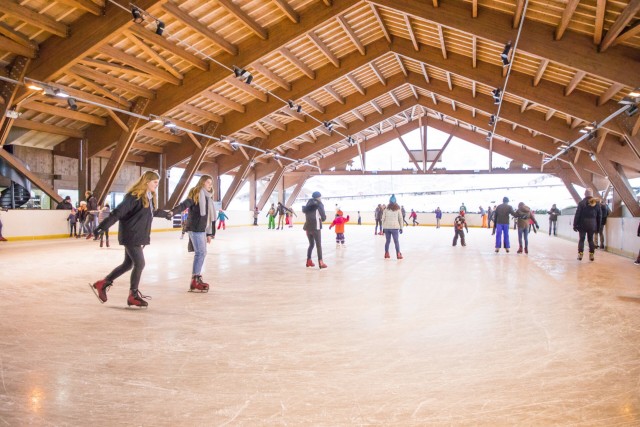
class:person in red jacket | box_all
[329,210,350,248]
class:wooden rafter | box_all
[178,104,222,123]
[279,47,315,79]
[599,0,640,52]
[251,63,291,91]
[370,62,386,86]
[128,25,208,71]
[225,77,268,102]
[217,0,268,40]
[302,96,324,113]
[404,15,419,51]
[98,44,182,85]
[395,53,408,77]
[346,74,365,95]
[308,32,339,67]
[55,0,103,15]
[1,0,69,38]
[162,1,238,56]
[0,35,37,58]
[70,64,155,99]
[272,0,299,23]
[564,70,586,96]
[337,16,365,55]
[437,25,447,59]
[472,0,478,18]
[21,100,107,126]
[201,91,245,113]
[370,3,391,43]
[555,0,580,40]
[125,32,183,80]
[0,148,62,203]
[594,0,606,44]
[598,83,624,106]
[13,119,84,138]
[614,22,640,46]
[533,59,549,87]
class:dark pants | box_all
[518,227,529,249]
[578,230,596,254]
[384,229,400,253]
[69,222,77,237]
[306,230,323,261]
[453,229,465,246]
[375,219,382,233]
[99,229,109,241]
[549,220,557,236]
[596,224,605,247]
[106,245,145,291]
[402,216,408,226]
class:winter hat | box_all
[64,196,71,201]
[337,210,343,216]
[312,191,321,199]
[584,188,593,197]
[459,210,465,216]
[503,196,509,203]
[389,194,397,204]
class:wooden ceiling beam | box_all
[132,142,164,153]
[217,0,267,40]
[138,128,182,143]
[370,0,639,87]
[555,0,580,40]
[564,70,586,96]
[251,62,291,91]
[392,39,628,135]
[594,0,606,44]
[272,0,299,23]
[225,76,268,102]
[0,35,37,58]
[21,0,166,93]
[404,15,419,51]
[1,0,69,38]
[419,62,430,83]
[141,0,360,121]
[370,62,386,86]
[613,22,640,46]
[162,1,238,55]
[0,22,35,49]
[346,74,365,95]
[55,0,103,15]
[599,0,640,52]
[513,0,524,28]
[262,116,286,131]
[597,83,624,106]
[352,109,365,121]
[337,15,365,55]
[308,32,339,67]
[63,71,131,109]
[70,64,155,99]
[128,25,208,71]
[389,91,401,107]
[21,100,107,126]
[125,32,183,80]
[302,96,324,114]
[370,100,383,114]
[201,91,245,113]
[395,53,408,77]
[279,47,315,79]
[437,25,447,59]
[98,44,182,85]
[13,119,84,138]
[370,4,391,43]
[179,104,223,123]
[533,59,549,87]
[325,86,345,104]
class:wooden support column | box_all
[593,155,640,216]
[285,175,309,207]
[278,174,286,204]
[221,161,254,210]
[611,187,624,217]
[248,171,257,211]
[92,99,150,204]
[0,147,62,204]
[158,153,168,209]
[164,122,218,208]
[0,56,30,146]
[428,131,455,172]
[559,173,581,204]
[257,166,286,211]
[394,128,421,170]
[78,138,88,203]
[420,116,428,172]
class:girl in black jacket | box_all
[90,171,172,307]
[302,191,327,268]
[171,175,216,292]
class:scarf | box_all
[199,188,216,234]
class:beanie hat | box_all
[337,210,343,216]
[389,194,397,204]
[64,196,71,201]
[459,210,465,215]
[584,188,593,197]
[312,191,321,199]
[503,196,509,203]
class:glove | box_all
[536,224,540,229]
[399,229,403,234]
[573,227,578,232]
[164,210,173,220]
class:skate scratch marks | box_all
[219,400,250,426]
[0,356,6,393]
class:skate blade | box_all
[88,283,106,304]
[126,304,148,309]
[188,289,209,293]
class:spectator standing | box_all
[573,189,601,261]
[401,205,409,226]
[547,204,561,236]
[487,206,493,229]
[595,200,611,249]
[435,207,442,229]
[494,197,516,253]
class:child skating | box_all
[452,210,469,247]
[329,210,350,248]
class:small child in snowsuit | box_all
[329,210,350,248]
[217,209,229,230]
[453,210,469,246]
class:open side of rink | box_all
[0,224,639,425]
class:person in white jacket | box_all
[382,194,403,259]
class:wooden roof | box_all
[0,0,639,210]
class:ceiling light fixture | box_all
[155,20,165,36]
[131,6,144,24]
[500,41,512,67]
[67,98,78,111]
[233,66,253,84]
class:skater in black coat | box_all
[90,171,172,307]
[573,188,602,261]
[302,191,327,268]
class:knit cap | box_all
[312,191,321,198]
[389,194,397,203]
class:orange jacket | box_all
[329,215,350,234]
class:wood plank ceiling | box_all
[0,0,639,208]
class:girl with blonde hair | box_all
[90,171,173,308]
[169,174,216,292]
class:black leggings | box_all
[578,230,596,254]
[306,230,323,261]
[106,245,145,291]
